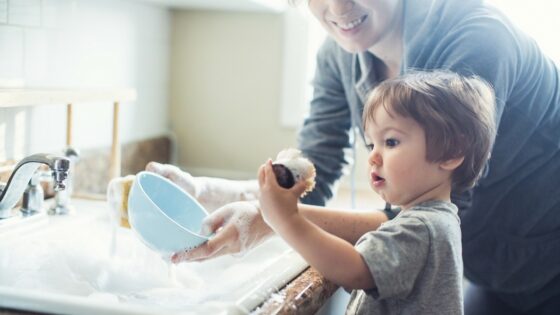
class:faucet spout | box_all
[0,153,70,219]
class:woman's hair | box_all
[363,70,497,192]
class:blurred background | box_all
[1,0,559,200]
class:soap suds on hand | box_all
[272,148,316,196]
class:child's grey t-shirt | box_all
[346,200,463,315]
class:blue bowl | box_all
[128,171,210,256]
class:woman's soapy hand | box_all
[257,159,308,230]
[170,200,274,263]
[145,161,202,203]
[145,162,259,212]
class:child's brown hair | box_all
[363,70,497,192]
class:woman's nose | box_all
[328,0,355,17]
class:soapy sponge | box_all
[107,175,135,228]
[272,148,316,196]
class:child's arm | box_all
[258,160,375,290]
[299,204,389,245]
[279,211,375,289]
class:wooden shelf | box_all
[0,88,137,179]
[0,88,136,108]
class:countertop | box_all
[253,267,339,314]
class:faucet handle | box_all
[62,147,80,160]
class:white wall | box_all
[167,9,371,190]
[170,10,297,179]
[0,0,170,161]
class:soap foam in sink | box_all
[0,217,204,299]
[0,204,299,313]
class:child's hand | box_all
[258,159,308,229]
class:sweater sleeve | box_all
[298,39,353,206]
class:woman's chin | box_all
[339,42,370,54]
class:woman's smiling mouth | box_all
[332,15,367,31]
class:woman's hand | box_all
[145,161,203,202]
[170,201,274,263]
[146,162,259,212]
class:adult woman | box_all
[150,0,560,313]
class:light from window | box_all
[489,0,560,64]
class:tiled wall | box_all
[0,0,75,87]
[9,0,41,27]
[0,1,7,24]
[0,0,171,162]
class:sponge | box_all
[106,175,135,228]
[272,148,316,196]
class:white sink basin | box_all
[0,199,307,314]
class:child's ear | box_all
[439,156,464,171]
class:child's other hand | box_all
[258,159,307,228]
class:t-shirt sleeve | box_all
[355,216,431,299]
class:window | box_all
[489,0,560,64]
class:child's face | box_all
[364,106,452,209]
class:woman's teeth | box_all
[335,15,366,31]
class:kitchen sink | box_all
[0,199,307,314]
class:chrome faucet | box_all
[0,153,70,219]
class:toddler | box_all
[258,71,496,314]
